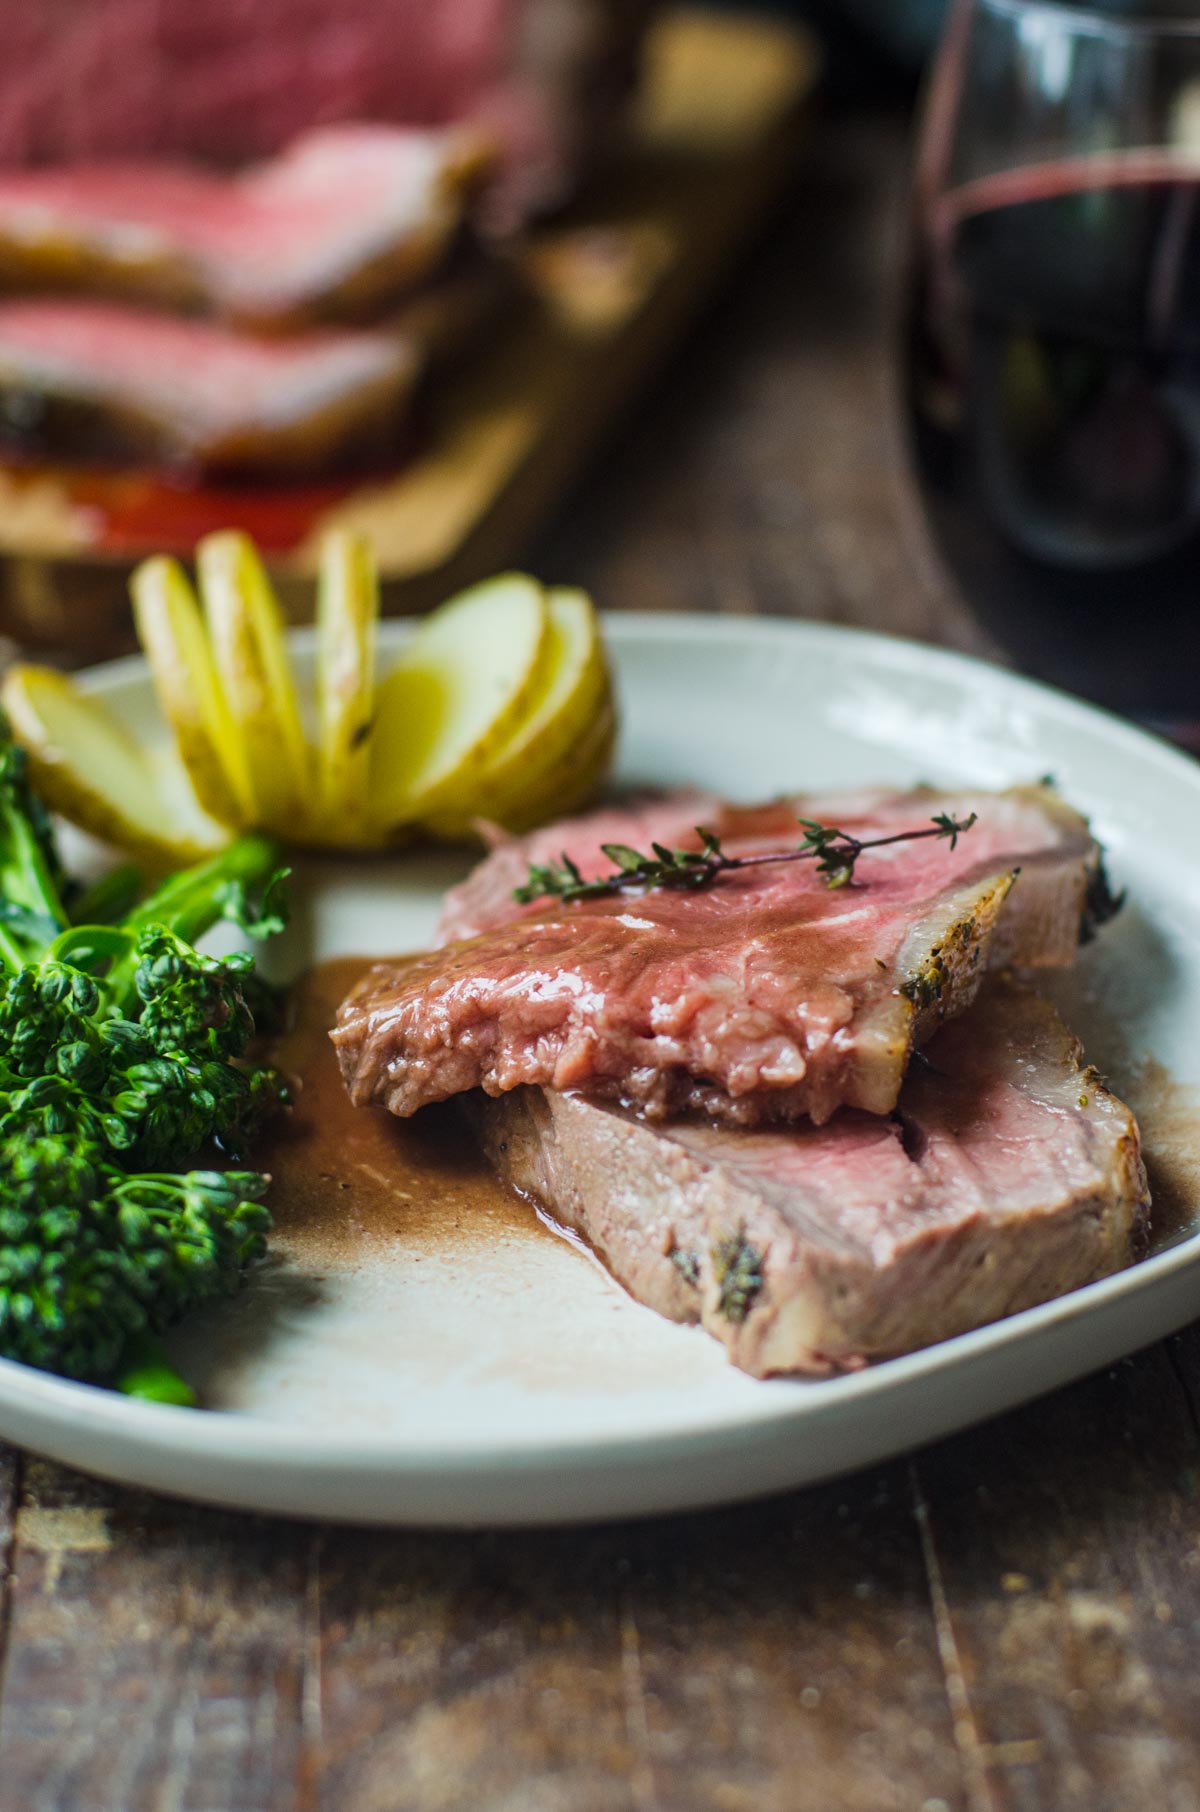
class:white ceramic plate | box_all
[3,615,1199,1526]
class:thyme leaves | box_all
[712,1234,764,1324]
[513,812,978,907]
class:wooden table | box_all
[2,112,1198,1812]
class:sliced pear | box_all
[422,588,611,838]
[314,531,378,844]
[130,554,252,828]
[197,530,312,834]
[369,572,551,832]
[1,664,229,867]
[428,693,617,842]
[502,694,617,834]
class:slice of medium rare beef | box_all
[467,984,1149,1375]
[0,0,647,225]
[0,127,492,332]
[0,300,418,477]
[334,786,1111,1127]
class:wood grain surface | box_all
[0,113,1197,1812]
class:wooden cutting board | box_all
[0,8,818,655]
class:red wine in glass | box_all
[905,152,1200,726]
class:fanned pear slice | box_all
[1,665,228,866]
[423,588,611,838]
[502,694,617,834]
[197,530,312,835]
[369,573,551,833]
[427,699,617,843]
[314,531,378,845]
[130,554,252,828]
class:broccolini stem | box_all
[45,923,131,972]
[0,918,30,976]
[69,864,143,927]
[122,834,283,946]
[103,834,285,1015]
[113,1333,198,1408]
[0,749,69,970]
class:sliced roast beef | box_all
[0,126,492,332]
[0,300,418,477]
[0,0,646,224]
[468,984,1149,1375]
[334,786,1109,1127]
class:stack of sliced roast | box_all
[0,0,645,478]
[334,784,1149,1376]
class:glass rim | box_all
[979,0,1200,41]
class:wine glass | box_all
[903,0,1200,735]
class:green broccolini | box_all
[0,731,288,1392]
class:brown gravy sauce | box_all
[257,961,1200,1274]
[1122,1057,1200,1249]
[254,957,553,1270]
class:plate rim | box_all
[9,609,1199,1520]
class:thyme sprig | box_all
[514,811,978,905]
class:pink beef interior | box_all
[470,982,1148,1375]
[335,786,1101,1127]
[0,0,639,223]
[0,2,518,163]
[0,298,416,471]
[0,127,478,325]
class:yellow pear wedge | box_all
[314,531,378,845]
[423,587,611,837]
[369,572,551,832]
[500,694,617,835]
[197,531,312,835]
[130,554,251,828]
[1,665,229,867]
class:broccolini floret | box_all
[0,732,289,1393]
